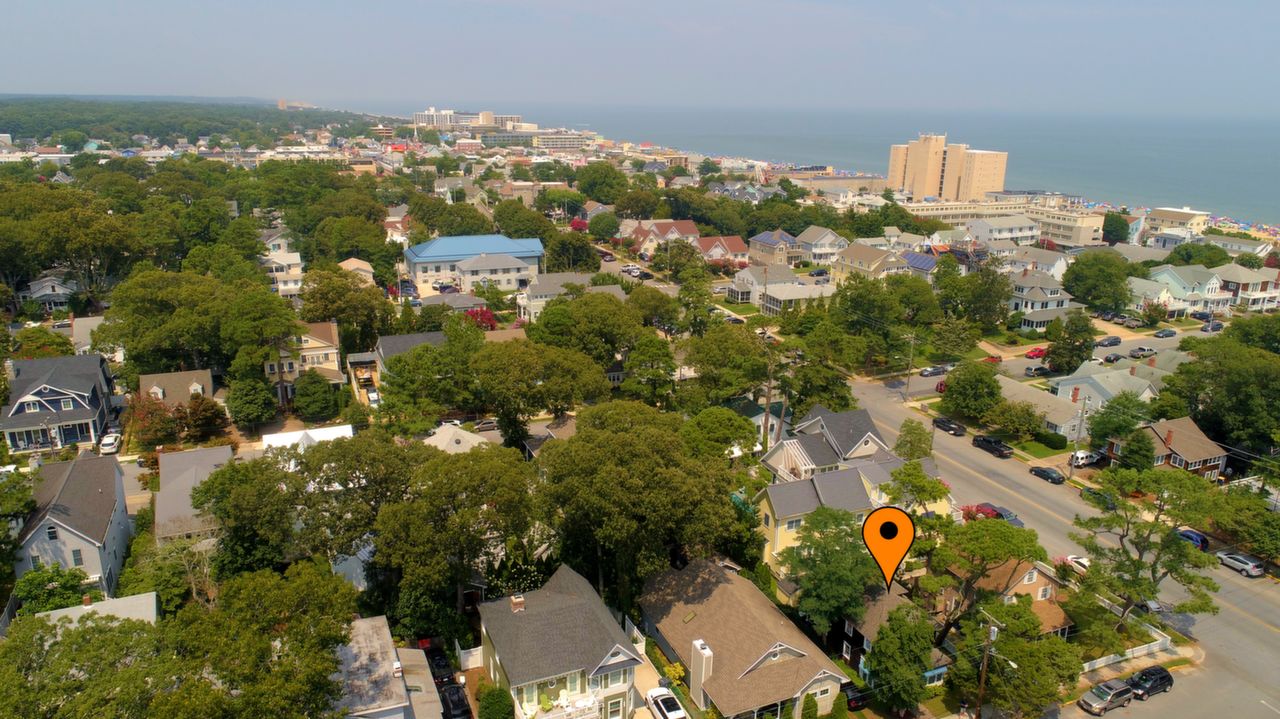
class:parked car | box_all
[1215,551,1264,577]
[1094,335,1121,348]
[1024,346,1047,359]
[841,685,872,712]
[620,264,639,273]
[1153,328,1177,338]
[440,285,460,294]
[598,251,615,262]
[972,435,1014,458]
[920,365,948,377]
[1189,310,1212,321]
[439,419,462,427]
[1124,318,1143,329]
[440,685,473,719]
[472,418,499,432]
[99,433,121,455]
[1126,666,1174,700]
[1129,346,1157,359]
[1110,314,1131,324]
[425,647,455,687]
[1098,311,1117,322]
[1133,599,1168,615]
[975,502,1025,527]
[1103,353,1124,363]
[1177,528,1210,551]
[1080,486,1117,510]
[646,688,688,719]
[1079,680,1133,715]
[366,390,380,408]
[1065,554,1091,576]
[1030,466,1065,484]
[712,285,728,294]
[637,270,654,280]
[1024,365,1051,377]
[725,316,745,324]
[808,268,829,277]
[935,380,947,393]
[1201,321,1224,333]
[1070,449,1103,467]
[933,417,966,436]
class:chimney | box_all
[3,359,13,383]
[1164,429,1173,447]
[81,594,93,607]
[1148,357,1156,367]
[688,640,714,710]
[1022,267,1029,277]
[510,594,525,613]
[1071,386,1080,403]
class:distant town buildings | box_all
[887,133,1007,202]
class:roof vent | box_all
[511,594,525,612]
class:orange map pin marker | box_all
[862,507,915,590]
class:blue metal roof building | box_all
[403,234,544,265]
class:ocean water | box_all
[364,102,1280,226]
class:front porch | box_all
[4,420,97,454]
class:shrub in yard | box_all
[478,681,515,719]
[802,696,819,719]
[1035,431,1069,450]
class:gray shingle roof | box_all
[376,332,447,362]
[155,446,233,540]
[764,467,875,518]
[796,405,884,457]
[479,566,637,687]
[20,454,121,545]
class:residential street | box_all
[849,378,1280,719]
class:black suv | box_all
[933,417,966,436]
[1126,665,1173,700]
[426,647,455,687]
[1094,335,1121,348]
[441,685,473,719]
[973,435,1014,458]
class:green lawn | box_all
[714,299,758,315]
[1009,437,1078,459]
[921,690,965,718]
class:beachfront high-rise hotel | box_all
[887,133,1007,202]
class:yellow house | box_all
[831,243,910,283]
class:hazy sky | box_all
[6,0,1277,116]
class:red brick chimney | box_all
[1071,386,1080,402]
[511,594,525,613]
[81,595,92,607]
[1130,366,1136,376]
[1164,429,1174,447]
[1148,356,1156,367]
[1022,267,1030,277]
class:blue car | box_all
[1177,528,1209,551]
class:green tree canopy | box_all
[780,507,881,635]
[1062,251,1133,311]
[864,604,934,713]
[893,418,933,460]
[938,361,1001,420]
[1043,310,1096,374]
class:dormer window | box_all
[60,399,74,410]
[23,401,40,413]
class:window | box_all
[844,619,854,636]
[1023,569,1037,584]
[841,641,852,661]
[267,363,276,373]
[815,688,831,699]
[286,362,295,372]
[786,518,802,531]
[46,526,58,541]
[60,398,74,410]
[23,401,40,413]
[762,514,771,527]
[1171,455,1186,468]
[568,672,578,694]
[523,686,536,706]
[607,699,623,719]
[72,549,83,566]
[1003,595,1016,605]
[1038,586,1051,601]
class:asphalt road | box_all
[849,379,1280,719]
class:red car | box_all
[935,380,947,393]
[981,355,1002,364]
[1025,347,1047,359]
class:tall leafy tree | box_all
[1071,467,1222,623]
[226,379,278,430]
[291,368,338,422]
[574,162,629,204]
[1062,251,1132,311]
[539,402,739,608]
[526,292,642,367]
[780,507,881,635]
[473,339,609,445]
[864,605,934,714]
[938,361,1001,420]
[1043,310,1096,374]
[981,400,1044,443]
[931,314,978,361]
[14,562,102,614]
[1102,211,1131,245]
[192,457,299,578]
[1163,336,1280,451]
[299,268,391,353]
[12,326,74,359]
[893,418,933,460]
[1086,390,1148,448]
[621,334,676,406]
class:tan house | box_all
[338,257,376,286]
[480,566,641,719]
[1106,416,1227,480]
[1145,207,1210,236]
[641,559,845,719]
[265,321,344,404]
[261,250,305,299]
[831,243,910,282]
[138,369,220,409]
[939,559,1072,637]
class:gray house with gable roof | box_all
[480,566,641,719]
[12,454,131,597]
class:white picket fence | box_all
[455,640,484,670]
[1080,594,1173,672]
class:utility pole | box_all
[901,333,917,402]
[975,623,996,719]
